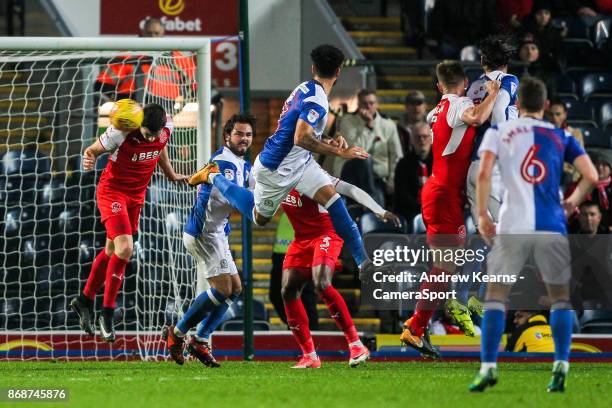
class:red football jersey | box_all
[281,189,340,241]
[97,120,172,201]
[427,94,476,191]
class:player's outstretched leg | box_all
[188,162,220,186]
[547,301,573,392]
[71,247,112,336]
[444,298,475,337]
[469,300,505,392]
[194,166,255,222]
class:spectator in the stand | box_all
[268,213,319,329]
[430,0,498,59]
[567,158,612,230]
[518,34,549,77]
[397,90,427,154]
[570,0,612,25]
[335,89,403,200]
[519,1,566,71]
[505,311,555,352]
[546,99,585,182]
[569,200,609,234]
[497,0,533,31]
[393,122,433,226]
[140,17,165,37]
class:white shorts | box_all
[486,234,571,285]
[183,232,238,282]
[467,160,503,224]
[252,156,332,218]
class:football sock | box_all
[284,297,315,355]
[550,301,574,366]
[479,362,497,375]
[103,307,114,320]
[319,285,360,344]
[455,239,487,305]
[83,249,110,301]
[102,254,128,309]
[480,301,506,363]
[325,194,368,266]
[211,174,254,222]
[177,287,226,335]
[553,360,570,374]
[196,293,239,340]
[409,266,449,336]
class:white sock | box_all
[479,362,496,375]
[209,173,219,182]
[348,340,364,348]
[194,335,209,344]
[173,327,185,338]
[553,360,569,374]
[306,351,318,360]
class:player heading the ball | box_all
[71,101,186,343]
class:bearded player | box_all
[399,61,500,358]
[70,103,186,342]
[281,183,400,368]
[162,114,254,367]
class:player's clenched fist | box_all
[82,148,96,170]
[339,146,369,160]
[485,79,501,95]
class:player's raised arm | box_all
[82,140,107,170]
[158,146,187,182]
[294,118,369,160]
[461,80,501,126]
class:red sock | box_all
[319,285,359,344]
[284,298,315,355]
[102,254,129,309]
[409,266,449,337]
[83,250,111,300]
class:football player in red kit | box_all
[400,61,500,357]
[281,179,400,368]
[70,103,186,342]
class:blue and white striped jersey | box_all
[258,80,328,171]
[184,146,252,237]
[479,117,586,235]
[467,70,519,161]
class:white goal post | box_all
[0,37,218,360]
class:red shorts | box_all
[421,181,466,247]
[283,233,343,277]
[96,186,142,240]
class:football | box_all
[109,98,143,131]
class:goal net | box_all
[0,38,213,360]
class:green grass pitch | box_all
[1,361,611,407]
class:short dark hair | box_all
[357,88,376,100]
[549,98,566,110]
[223,113,256,138]
[519,77,547,112]
[480,35,517,71]
[141,103,166,133]
[310,44,345,78]
[143,17,163,29]
[435,60,465,88]
[579,200,602,212]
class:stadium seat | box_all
[580,310,612,334]
[580,73,612,99]
[412,213,426,234]
[360,212,406,235]
[581,127,611,148]
[227,298,268,321]
[593,18,611,48]
[554,17,589,39]
[561,39,597,66]
[0,149,51,177]
[568,121,599,137]
[599,102,612,128]
[459,45,479,62]
[561,99,594,121]
[547,72,576,96]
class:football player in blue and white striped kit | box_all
[469,77,598,392]
[162,114,255,367]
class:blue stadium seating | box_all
[360,211,407,234]
[598,101,612,127]
[582,127,611,148]
[593,18,611,48]
[554,17,590,39]
[0,149,51,176]
[580,310,612,334]
[561,39,597,66]
[580,72,612,99]
[561,98,594,121]
[548,72,576,95]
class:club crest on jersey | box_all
[307,109,319,123]
[224,169,235,180]
[458,225,466,239]
[111,202,122,214]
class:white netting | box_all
[0,48,207,360]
